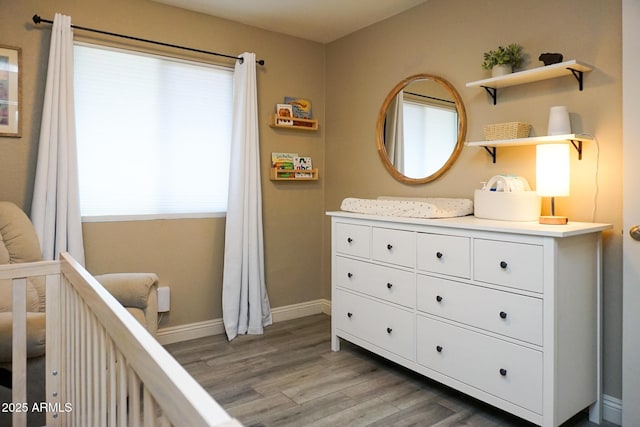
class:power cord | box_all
[157,312,165,327]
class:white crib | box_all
[0,253,241,427]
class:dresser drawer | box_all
[473,239,543,293]
[417,316,542,414]
[335,257,416,308]
[372,227,415,268]
[334,289,414,360]
[416,233,470,278]
[416,275,542,345]
[335,222,370,258]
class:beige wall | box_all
[0,0,623,401]
[0,0,326,327]
[324,0,622,399]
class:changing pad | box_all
[340,197,473,219]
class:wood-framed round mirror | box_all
[376,74,467,184]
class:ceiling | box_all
[151,0,429,43]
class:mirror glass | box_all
[376,74,467,184]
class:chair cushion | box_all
[0,202,44,265]
[0,202,46,312]
[0,312,46,363]
[0,279,41,313]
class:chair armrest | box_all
[94,273,159,310]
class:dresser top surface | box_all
[326,211,612,238]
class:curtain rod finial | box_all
[257,59,265,66]
[33,14,42,24]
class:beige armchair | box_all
[0,201,158,426]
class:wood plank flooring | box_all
[164,314,613,427]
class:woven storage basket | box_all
[483,122,531,141]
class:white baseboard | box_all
[602,394,622,425]
[157,298,331,345]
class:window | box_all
[73,43,233,219]
[402,98,457,179]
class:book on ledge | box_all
[293,156,312,178]
[272,152,297,177]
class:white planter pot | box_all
[491,64,513,77]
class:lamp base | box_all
[539,215,568,225]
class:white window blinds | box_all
[74,43,233,218]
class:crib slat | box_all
[108,340,116,427]
[117,350,127,427]
[12,278,27,427]
[75,292,83,427]
[99,327,107,427]
[129,368,141,427]
[45,274,62,426]
[143,387,157,427]
[90,314,98,427]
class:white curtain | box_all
[385,90,405,173]
[31,13,85,265]
[222,53,272,341]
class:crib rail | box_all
[0,253,241,427]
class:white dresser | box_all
[328,211,611,427]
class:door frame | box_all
[622,0,640,425]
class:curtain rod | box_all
[404,91,455,104]
[32,14,265,65]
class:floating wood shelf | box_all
[466,60,592,105]
[466,133,593,163]
[269,114,318,131]
[270,168,318,181]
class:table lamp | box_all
[536,144,570,224]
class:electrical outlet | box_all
[157,286,170,312]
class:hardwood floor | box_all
[165,314,613,427]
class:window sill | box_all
[81,212,226,223]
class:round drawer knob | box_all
[436,345,443,353]
[387,244,393,250]
[347,272,353,278]
[436,251,443,259]
[386,327,393,334]
[499,368,507,377]
[499,311,508,319]
[347,237,353,243]
[347,312,353,318]
[387,283,393,289]
[436,295,443,303]
[500,261,508,269]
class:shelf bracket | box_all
[481,86,497,105]
[569,139,583,160]
[482,146,497,163]
[568,68,584,91]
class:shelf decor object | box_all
[536,144,570,224]
[483,122,531,141]
[547,106,571,135]
[466,133,591,163]
[481,43,523,77]
[466,60,592,105]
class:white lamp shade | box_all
[536,144,570,197]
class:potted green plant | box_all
[481,43,523,77]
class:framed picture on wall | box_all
[0,45,21,138]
